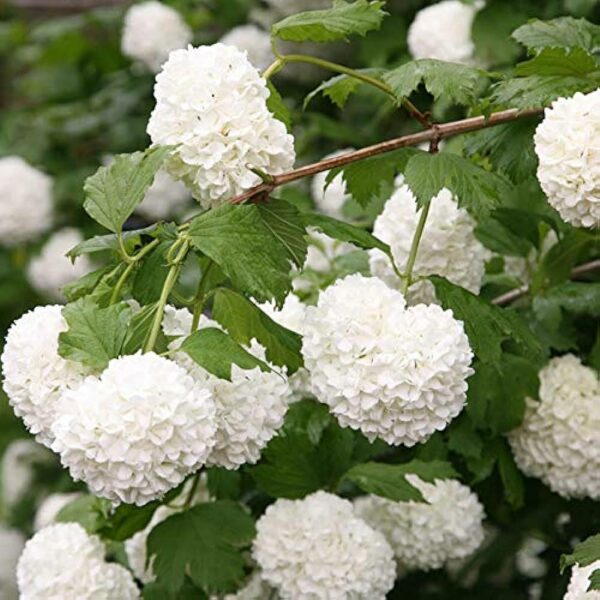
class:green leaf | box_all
[589,568,600,591]
[212,288,303,374]
[512,16,600,54]
[383,59,485,107]
[67,225,158,259]
[496,439,525,509]
[58,299,132,370]
[188,204,293,306]
[300,211,390,254]
[83,147,171,232]
[515,46,598,77]
[561,533,600,572]
[62,265,115,302]
[533,282,600,329]
[432,276,544,365]
[206,468,241,500]
[122,303,167,356]
[132,241,170,305]
[272,0,386,43]
[180,327,271,381]
[147,501,255,594]
[304,69,383,109]
[267,81,292,131]
[256,199,307,269]
[403,151,509,217]
[344,460,459,502]
[56,495,111,533]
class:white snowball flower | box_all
[310,149,353,219]
[220,25,273,72]
[369,176,490,305]
[407,0,480,64]
[147,43,295,208]
[253,491,396,600]
[121,1,192,72]
[516,538,548,579]
[534,90,600,228]
[564,560,600,600]
[1,305,88,446]
[51,352,217,505]
[508,354,600,499]
[354,476,485,570]
[34,492,83,531]
[27,228,93,300]
[303,229,354,273]
[302,274,473,446]
[136,169,191,221]
[0,526,25,600]
[17,523,139,600]
[1,439,55,507]
[0,156,53,246]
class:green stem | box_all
[109,262,135,305]
[401,201,431,296]
[262,56,285,80]
[117,233,133,263]
[190,261,215,332]
[183,472,201,510]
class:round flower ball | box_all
[121,0,192,72]
[564,560,600,600]
[0,156,53,246]
[27,228,93,300]
[0,525,25,600]
[407,0,480,64]
[508,354,600,499]
[136,168,191,221]
[310,149,354,220]
[51,352,217,505]
[253,491,396,599]
[17,523,139,600]
[220,25,273,72]
[369,176,490,305]
[302,274,473,446]
[354,476,485,570]
[1,305,88,446]
[147,43,295,208]
[34,492,82,532]
[534,90,600,228]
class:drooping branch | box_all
[232,107,543,205]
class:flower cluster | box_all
[564,560,600,600]
[121,1,192,72]
[220,25,273,71]
[369,176,489,305]
[147,44,295,207]
[136,168,191,221]
[302,274,473,446]
[508,354,600,499]
[310,150,354,220]
[0,156,53,246]
[27,228,93,300]
[252,491,396,599]
[407,0,480,64]
[17,523,139,599]
[354,476,486,570]
[534,89,600,228]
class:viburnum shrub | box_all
[1,0,600,598]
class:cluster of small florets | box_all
[147,44,295,208]
[508,354,600,499]
[0,156,53,246]
[369,176,489,305]
[27,228,93,300]
[354,476,486,570]
[302,274,473,446]
[17,523,139,599]
[564,560,600,600]
[534,89,600,228]
[407,0,480,64]
[252,491,396,599]
[311,150,354,220]
[121,1,192,72]
[220,24,273,71]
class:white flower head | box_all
[302,274,473,446]
[509,354,600,499]
[354,476,485,570]
[51,352,217,506]
[27,228,93,300]
[564,560,600,600]
[147,43,295,208]
[34,492,83,531]
[220,25,273,72]
[17,523,139,600]
[515,538,548,579]
[136,169,191,221]
[253,491,396,600]
[0,156,53,246]
[408,0,481,64]
[310,149,354,219]
[121,0,192,72]
[1,305,88,445]
[534,90,600,228]
[0,525,25,600]
[369,176,490,305]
